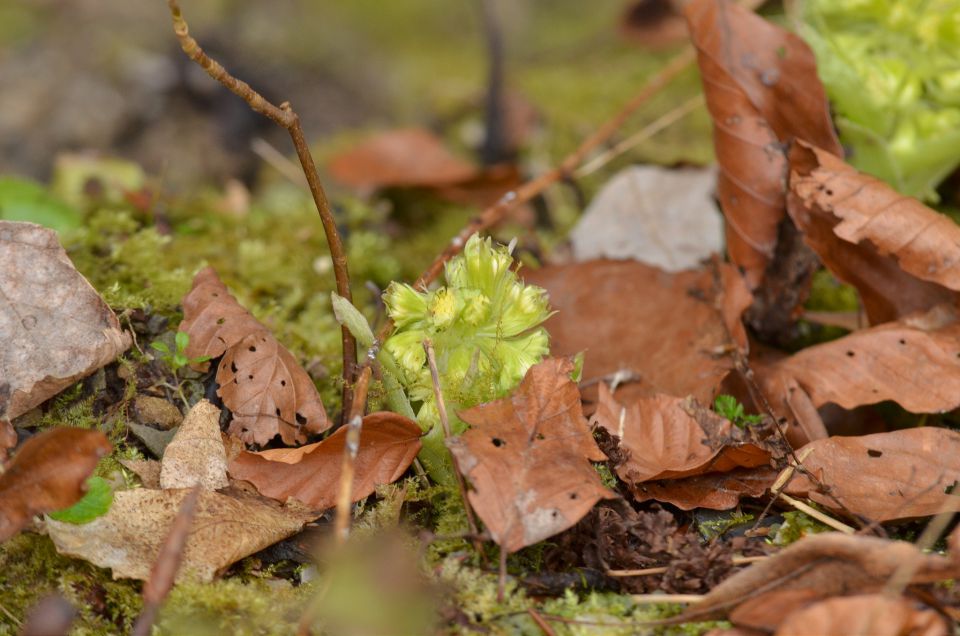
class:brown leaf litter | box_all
[0,221,130,420]
[159,399,228,490]
[0,427,111,542]
[523,259,751,411]
[447,358,615,553]
[179,267,329,445]
[228,411,422,510]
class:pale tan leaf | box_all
[160,400,228,490]
[775,594,947,636]
[0,221,130,420]
[45,489,307,582]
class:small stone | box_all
[133,395,182,429]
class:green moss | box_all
[0,534,142,634]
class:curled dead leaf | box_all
[788,142,960,324]
[630,466,777,511]
[684,0,840,290]
[228,412,422,510]
[0,427,111,542]
[179,267,329,445]
[447,358,615,553]
[775,594,947,636]
[783,428,960,522]
[0,221,130,420]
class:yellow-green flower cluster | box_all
[383,234,551,437]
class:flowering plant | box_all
[382,234,551,483]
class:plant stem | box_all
[166,0,357,420]
[333,365,372,546]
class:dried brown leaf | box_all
[761,313,960,414]
[783,428,960,522]
[788,141,960,324]
[684,0,840,289]
[159,400,228,490]
[682,532,960,622]
[523,260,751,410]
[775,594,948,636]
[179,267,329,445]
[447,358,615,553]
[0,221,130,420]
[630,466,777,511]
[328,128,477,191]
[0,427,111,542]
[227,412,422,510]
[45,488,308,582]
[593,384,773,486]
[120,459,161,489]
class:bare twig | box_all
[132,487,200,636]
[414,46,697,291]
[526,608,558,636]
[607,555,767,577]
[777,493,856,534]
[631,594,704,604]
[423,339,480,537]
[332,365,372,545]
[166,0,357,419]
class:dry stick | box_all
[166,0,358,420]
[631,594,705,604]
[413,46,697,292]
[131,487,201,636]
[332,365,372,546]
[607,555,767,578]
[422,339,480,538]
[526,608,559,636]
[575,93,705,178]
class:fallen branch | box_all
[166,0,357,419]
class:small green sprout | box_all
[382,234,551,484]
[150,331,209,407]
[713,394,763,429]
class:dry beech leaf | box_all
[160,400,228,490]
[0,427,111,542]
[0,221,130,420]
[228,412,422,510]
[119,459,161,489]
[0,418,16,463]
[782,428,960,522]
[775,594,947,636]
[630,466,777,511]
[328,128,477,191]
[179,267,328,445]
[523,260,751,410]
[684,0,841,290]
[447,358,615,553]
[788,141,960,324]
[570,165,723,271]
[761,312,960,415]
[592,384,774,485]
[682,532,960,622]
[45,488,308,582]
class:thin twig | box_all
[575,93,704,177]
[607,555,767,577]
[423,339,480,537]
[413,46,697,291]
[251,137,309,189]
[777,493,856,534]
[131,487,201,636]
[526,608,558,636]
[332,365,372,545]
[166,0,357,420]
[630,594,705,604]
[884,508,958,595]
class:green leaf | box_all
[174,331,190,353]
[47,476,113,524]
[173,353,188,368]
[150,341,171,354]
[713,394,741,420]
[0,176,81,233]
[331,292,375,348]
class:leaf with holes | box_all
[788,141,960,324]
[446,358,615,553]
[783,428,960,522]
[178,267,328,445]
